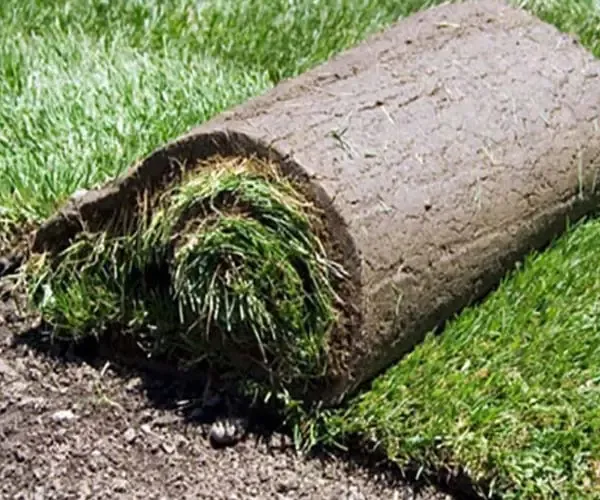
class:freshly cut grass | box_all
[0,28,270,227]
[315,218,600,499]
[25,157,345,392]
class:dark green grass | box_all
[3,0,600,498]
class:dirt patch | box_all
[28,0,600,404]
[0,292,454,500]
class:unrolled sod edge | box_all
[31,0,600,405]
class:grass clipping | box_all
[24,156,346,393]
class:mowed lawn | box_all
[2,0,600,498]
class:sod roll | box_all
[31,0,600,404]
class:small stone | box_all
[124,377,142,392]
[29,316,42,330]
[51,409,77,422]
[140,423,153,435]
[208,417,247,447]
[71,188,89,202]
[123,428,136,444]
[161,441,176,454]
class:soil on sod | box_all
[30,0,600,405]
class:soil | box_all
[0,288,453,500]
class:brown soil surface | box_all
[0,291,453,500]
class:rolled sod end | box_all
[26,0,600,405]
[24,156,350,397]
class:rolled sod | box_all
[29,0,600,403]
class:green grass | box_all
[2,0,599,227]
[0,27,270,224]
[2,0,600,498]
[24,157,345,393]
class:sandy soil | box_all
[0,287,454,500]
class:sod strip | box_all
[318,217,600,498]
[25,156,346,395]
[31,0,600,404]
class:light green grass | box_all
[2,0,600,498]
[3,0,598,226]
[0,28,270,224]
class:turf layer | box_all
[3,0,600,498]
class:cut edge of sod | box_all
[22,155,351,400]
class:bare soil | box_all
[0,289,452,500]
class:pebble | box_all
[51,410,77,422]
[161,441,176,455]
[124,377,142,392]
[71,188,89,202]
[123,428,136,444]
[209,417,247,447]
